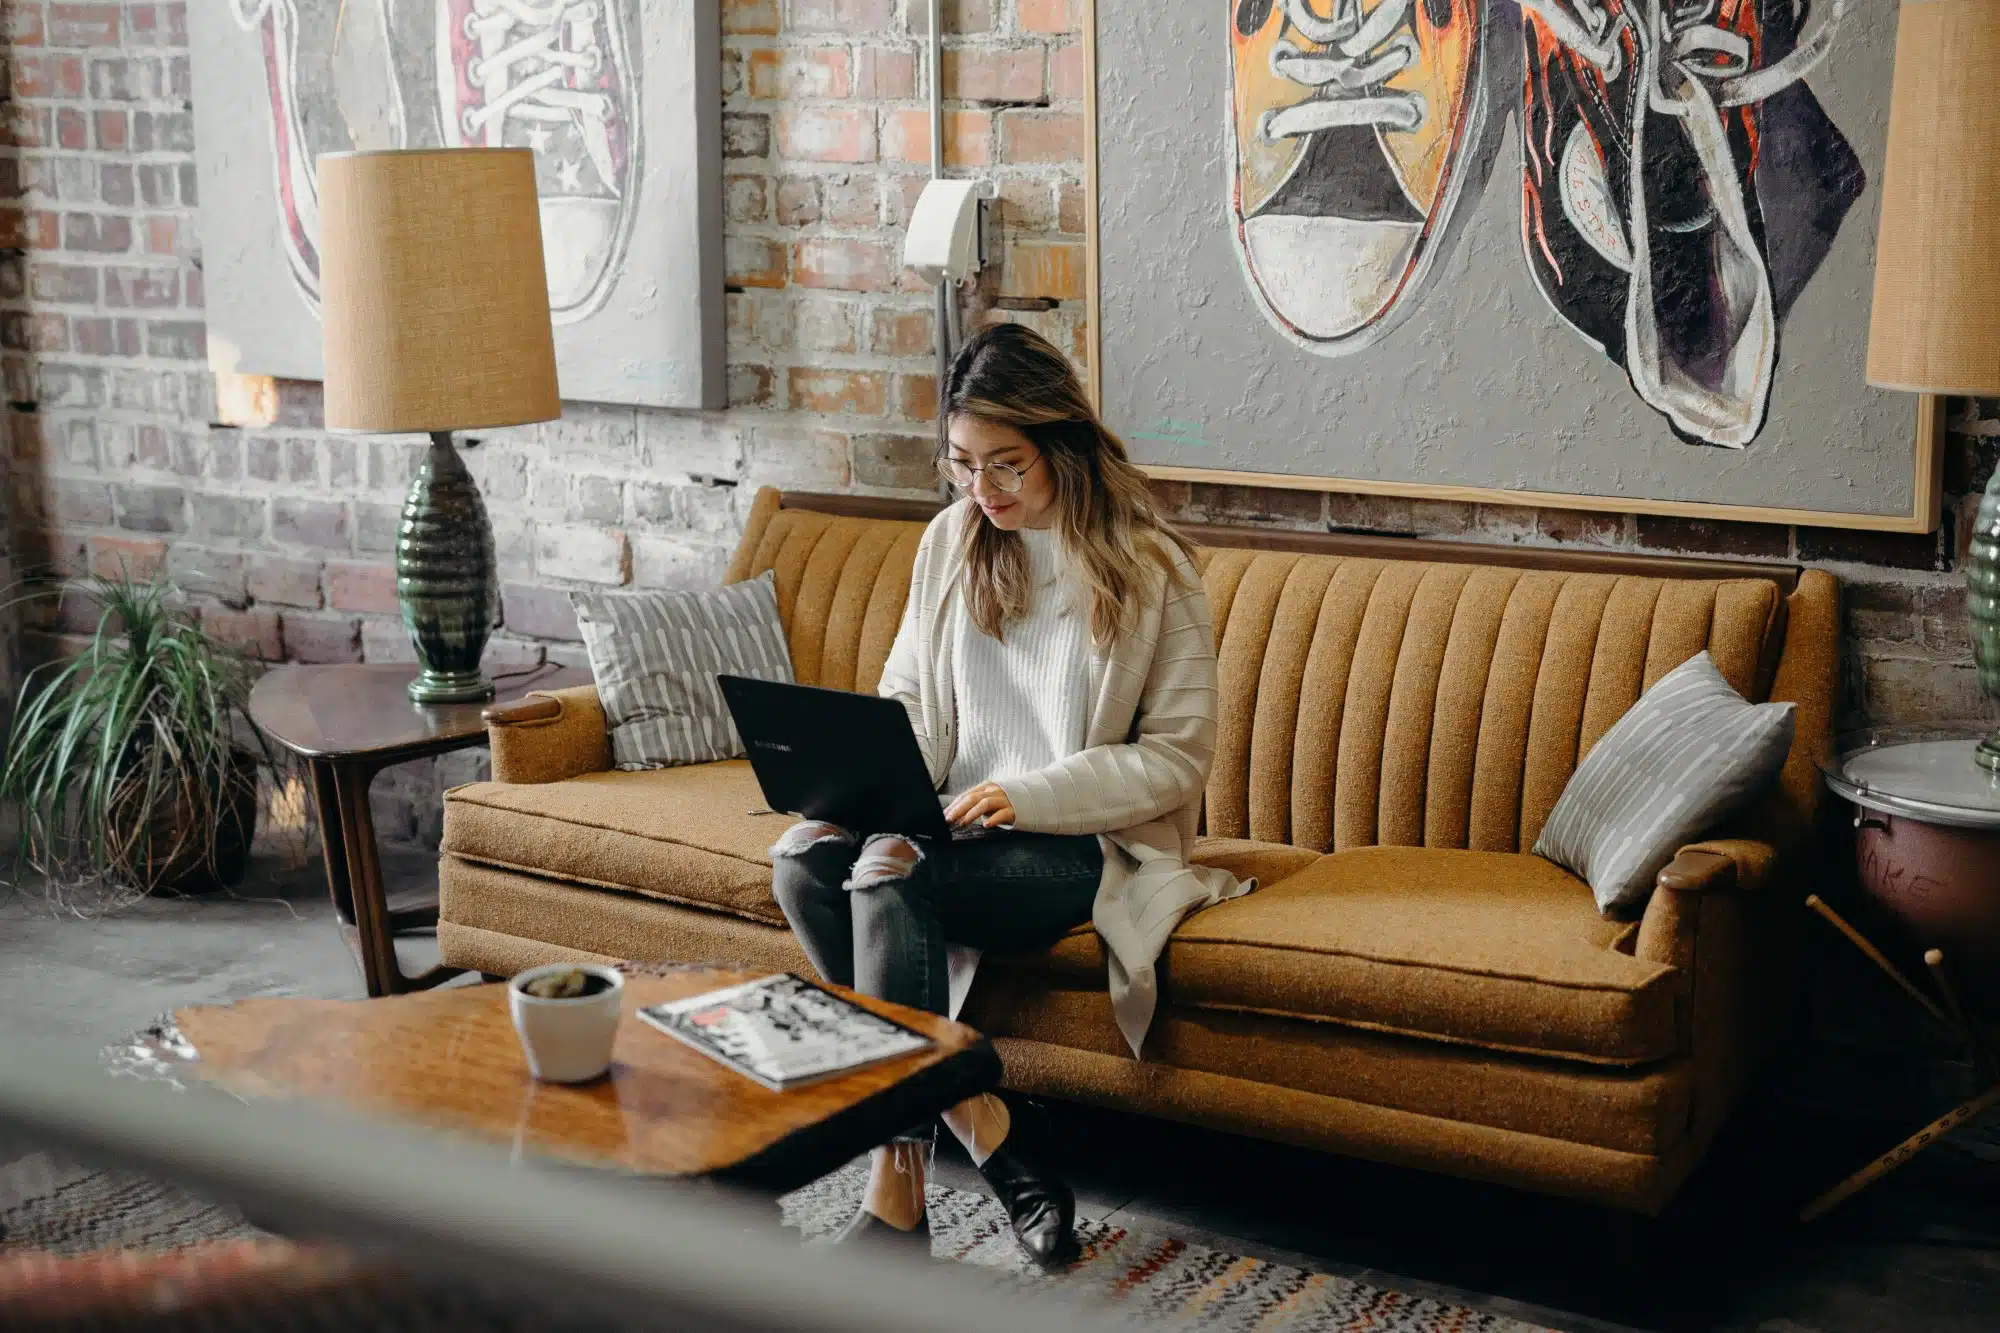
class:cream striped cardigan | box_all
[877,499,1250,1056]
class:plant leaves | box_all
[0,568,275,894]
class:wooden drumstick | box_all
[1800,1080,2000,1222]
[1805,895,1950,1026]
[1925,949,1996,1080]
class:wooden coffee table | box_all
[247,661,592,998]
[140,965,1001,1193]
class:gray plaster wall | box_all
[1096,0,1915,522]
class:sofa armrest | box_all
[1635,839,1777,967]
[1656,839,1778,895]
[1655,848,1736,894]
[483,685,611,784]
[1632,832,1795,1148]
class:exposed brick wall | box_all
[0,0,1989,851]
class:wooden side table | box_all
[247,662,591,998]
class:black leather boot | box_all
[975,1098,1080,1269]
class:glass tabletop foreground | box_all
[1820,724,2000,829]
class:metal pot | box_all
[1851,810,2000,1014]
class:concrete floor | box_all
[2,851,1997,1333]
[0,849,436,1047]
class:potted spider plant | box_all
[1,571,273,899]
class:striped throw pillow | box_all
[1534,652,1794,917]
[571,572,793,770]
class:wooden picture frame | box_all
[1079,2,1944,535]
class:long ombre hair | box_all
[940,323,1194,644]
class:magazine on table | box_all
[636,973,934,1091]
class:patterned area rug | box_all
[0,1153,629,1331]
[0,1152,263,1258]
[0,1151,1543,1332]
[780,1161,1547,1332]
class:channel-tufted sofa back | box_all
[1197,551,1791,854]
[724,495,926,695]
[726,489,1837,858]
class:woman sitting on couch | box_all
[769,323,1246,1267]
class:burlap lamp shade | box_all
[319,148,559,430]
[1867,0,2000,396]
[1866,0,2000,769]
[317,148,560,704]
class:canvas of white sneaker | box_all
[229,0,348,311]
[437,0,642,324]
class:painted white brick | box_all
[491,514,539,580]
[540,404,640,463]
[360,619,418,663]
[537,523,631,584]
[639,410,746,480]
[631,535,732,590]
[744,421,851,489]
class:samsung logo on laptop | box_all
[752,740,794,752]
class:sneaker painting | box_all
[227,0,370,312]
[439,0,642,324]
[228,0,641,328]
[192,0,724,407]
[1228,0,1491,354]
[1517,0,1861,448]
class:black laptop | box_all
[717,675,950,840]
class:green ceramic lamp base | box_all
[1971,468,2000,772]
[398,430,499,710]
[407,667,496,705]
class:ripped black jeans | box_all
[769,823,1102,1019]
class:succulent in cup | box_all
[520,968,613,999]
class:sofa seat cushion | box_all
[1166,846,1681,1065]
[1030,836,1323,977]
[1185,836,1324,886]
[443,761,794,926]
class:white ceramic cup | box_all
[508,963,625,1083]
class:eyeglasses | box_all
[937,454,1039,494]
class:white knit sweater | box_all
[946,526,1100,798]
[878,499,1249,1055]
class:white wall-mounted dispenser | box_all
[903,179,989,287]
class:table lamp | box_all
[318,148,560,705]
[1866,0,2000,769]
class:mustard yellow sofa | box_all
[437,487,1838,1214]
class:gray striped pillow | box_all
[1534,652,1794,917]
[570,572,793,770]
